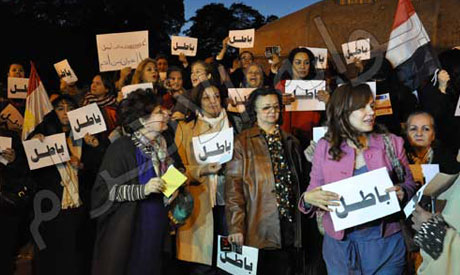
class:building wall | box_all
[244,0,459,69]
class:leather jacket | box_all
[225,126,307,249]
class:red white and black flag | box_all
[22,62,53,140]
[385,0,440,91]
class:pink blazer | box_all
[299,133,417,240]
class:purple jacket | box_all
[298,133,417,240]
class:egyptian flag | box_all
[385,0,440,91]
[22,62,53,140]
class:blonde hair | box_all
[131,58,157,84]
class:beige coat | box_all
[418,175,460,275]
[174,118,228,266]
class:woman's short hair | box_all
[131,58,157,84]
[326,83,378,160]
[52,94,78,109]
[405,111,436,134]
[243,63,265,88]
[245,88,283,126]
[167,66,185,80]
[117,88,161,133]
[239,51,254,61]
[93,72,115,96]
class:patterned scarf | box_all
[129,131,172,177]
[408,147,434,165]
[56,134,82,209]
[196,109,229,207]
[82,93,117,108]
[260,124,295,222]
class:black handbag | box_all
[0,184,31,209]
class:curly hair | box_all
[117,88,161,133]
[245,88,283,126]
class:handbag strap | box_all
[382,134,405,183]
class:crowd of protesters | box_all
[1,33,460,275]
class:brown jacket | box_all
[225,126,307,249]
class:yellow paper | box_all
[161,165,187,197]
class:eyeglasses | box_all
[257,105,280,113]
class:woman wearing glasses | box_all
[225,88,307,275]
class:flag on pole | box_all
[22,62,53,140]
[385,0,440,91]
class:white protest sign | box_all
[23,133,70,170]
[321,167,400,231]
[54,59,78,84]
[404,164,439,218]
[421,164,440,184]
[375,93,393,116]
[7,77,29,99]
[284,80,326,111]
[96,30,149,72]
[313,126,328,143]
[121,83,154,99]
[0,136,12,165]
[455,96,460,116]
[342,38,371,64]
[192,127,234,164]
[217,235,258,275]
[227,88,256,113]
[307,47,328,70]
[171,36,198,57]
[67,103,106,140]
[0,104,24,130]
[228,29,255,48]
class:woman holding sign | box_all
[92,89,177,275]
[225,88,308,275]
[174,81,243,273]
[274,47,325,149]
[299,83,417,274]
[30,95,106,275]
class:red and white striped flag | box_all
[385,0,440,91]
[22,62,53,140]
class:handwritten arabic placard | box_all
[307,47,328,70]
[228,29,255,49]
[284,80,326,111]
[341,38,371,64]
[7,77,29,99]
[192,127,234,165]
[403,164,439,218]
[227,88,256,113]
[455,95,460,117]
[96,30,149,72]
[54,59,78,84]
[171,36,198,57]
[313,126,328,143]
[161,165,187,198]
[217,235,258,275]
[67,103,106,140]
[321,167,400,231]
[121,83,154,99]
[0,136,12,165]
[23,133,70,170]
[0,104,24,130]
